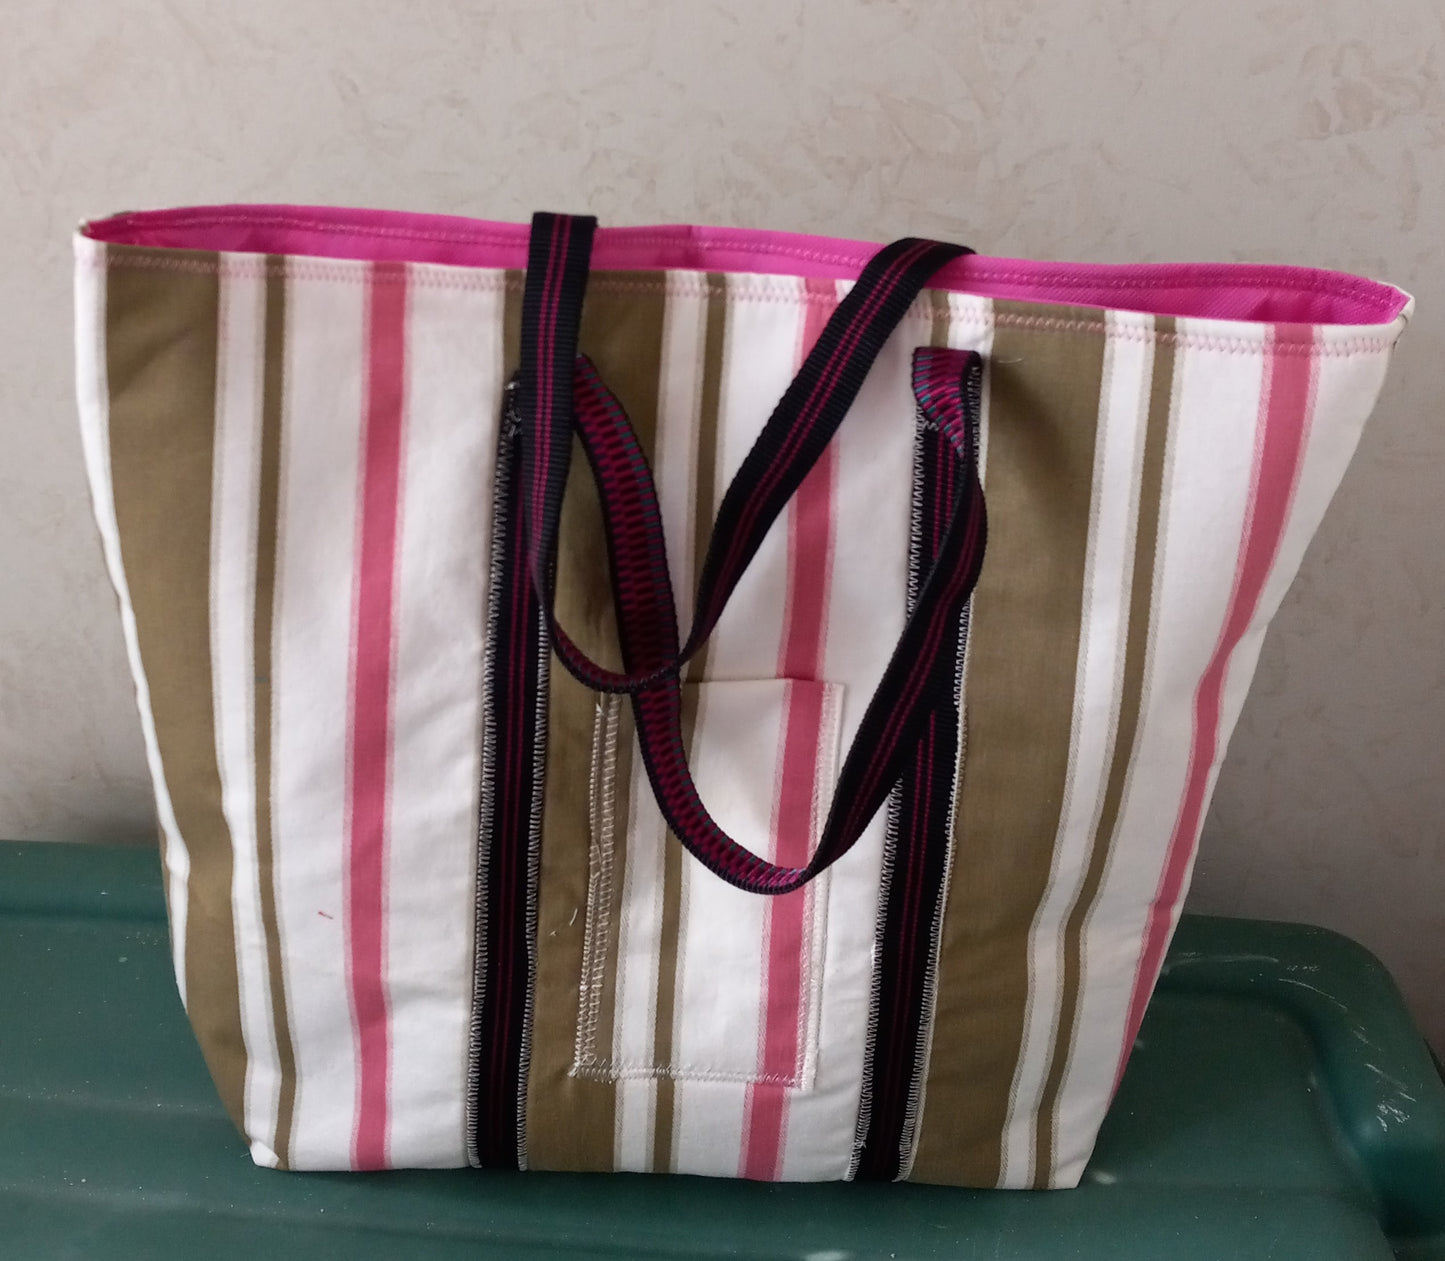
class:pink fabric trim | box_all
[346,261,408,1170]
[1114,323,1318,1092]
[83,204,1409,326]
[742,281,839,1181]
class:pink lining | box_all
[84,204,1409,326]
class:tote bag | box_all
[74,205,1410,1187]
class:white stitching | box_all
[571,1059,803,1087]
[573,697,620,1068]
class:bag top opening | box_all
[83,204,1411,328]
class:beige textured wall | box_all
[2,0,1441,1050]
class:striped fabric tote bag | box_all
[74,205,1409,1188]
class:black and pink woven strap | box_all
[517,211,987,894]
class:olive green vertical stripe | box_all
[650,274,727,1172]
[912,303,1107,1187]
[525,275,667,1171]
[255,259,299,1167]
[592,695,634,1076]
[929,288,952,348]
[1032,317,1176,1184]
[105,252,247,1131]
[502,271,523,395]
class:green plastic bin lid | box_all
[2,841,1442,1259]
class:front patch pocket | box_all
[573,678,843,1091]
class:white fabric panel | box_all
[1147,343,1397,1047]
[382,273,504,1167]
[1211,340,1392,775]
[657,275,708,639]
[1056,331,1395,1186]
[270,263,368,1170]
[671,680,836,1177]
[603,680,842,1169]
[674,681,836,1083]
[1053,324,1268,1184]
[671,1077,748,1179]
[705,276,804,681]
[614,1077,656,1171]
[609,730,666,1171]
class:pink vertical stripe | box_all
[741,278,838,1180]
[1115,325,1318,1089]
[346,261,408,1169]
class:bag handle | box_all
[520,213,974,692]
[518,213,987,893]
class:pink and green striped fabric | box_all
[74,205,1409,1188]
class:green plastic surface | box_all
[2,840,1442,1259]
